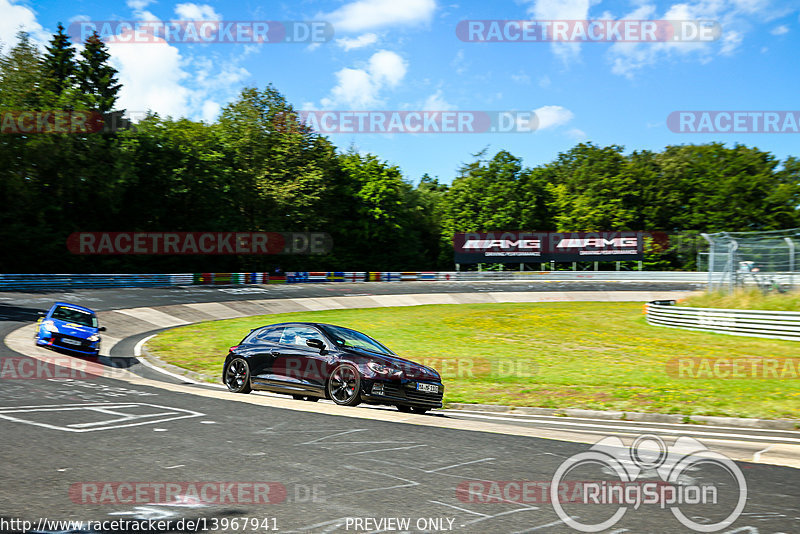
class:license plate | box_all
[61,338,81,346]
[416,383,438,394]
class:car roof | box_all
[52,302,96,314]
[254,322,356,330]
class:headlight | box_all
[367,362,399,375]
[88,334,101,342]
[42,320,58,333]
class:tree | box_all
[41,23,78,105]
[77,31,121,113]
[0,31,43,109]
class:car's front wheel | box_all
[327,364,361,406]
[223,358,252,393]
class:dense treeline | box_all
[2,28,799,273]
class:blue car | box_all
[35,302,106,355]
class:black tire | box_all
[396,405,412,413]
[223,358,252,394]
[411,407,430,414]
[327,363,361,406]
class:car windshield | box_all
[321,325,394,356]
[51,306,97,328]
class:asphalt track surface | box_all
[1,281,798,534]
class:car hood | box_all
[51,319,97,338]
[341,347,440,381]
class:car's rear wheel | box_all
[327,364,361,406]
[223,358,252,393]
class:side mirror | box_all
[98,326,107,332]
[306,338,325,351]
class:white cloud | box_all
[336,32,378,50]
[201,100,221,122]
[605,1,790,77]
[0,0,49,47]
[422,89,454,111]
[538,74,551,88]
[367,49,407,85]
[511,72,531,84]
[528,0,598,65]
[451,49,467,74]
[126,0,155,10]
[174,3,221,21]
[321,0,436,33]
[606,2,732,78]
[108,36,192,119]
[321,49,407,108]
[566,127,587,140]
[533,105,574,130]
[720,30,743,55]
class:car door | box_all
[267,325,331,395]
[242,326,285,386]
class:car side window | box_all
[280,326,322,347]
[256,327,284,344]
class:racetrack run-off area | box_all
[148,301,800,420]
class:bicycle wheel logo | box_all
[550,434,747,532]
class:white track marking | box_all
[133,334,226,389]
[428,500,490,517]
[425,457,496,473]
[445,412,800,443]
[753,445,774,462]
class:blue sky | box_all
[3,0,799,183]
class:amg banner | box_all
[453,231,644,263]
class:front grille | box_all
[54,334,91,349]
[375,381,443,404]
[406,389,443,403]
[382,383,404,397]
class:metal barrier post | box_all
[786,237,795,290]
[701,233,713,290]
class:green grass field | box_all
[147,302,800,420]
[681,288,800,311]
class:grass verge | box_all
[680,288,800,311]
[147,302,800,420]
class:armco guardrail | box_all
[0,271,706,291]
[646,301,800,342]
[0,274,193,291]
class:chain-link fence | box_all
[699,229,799,292]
